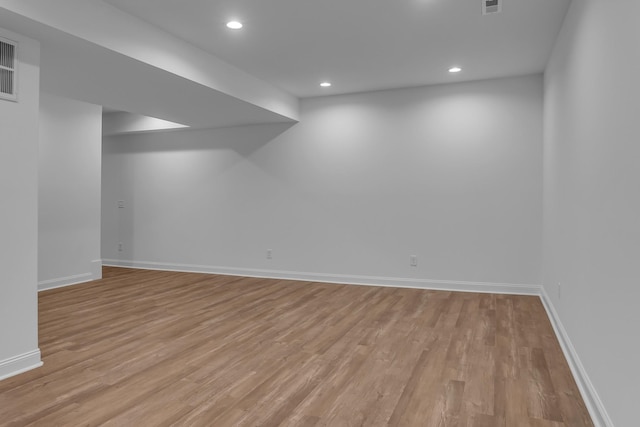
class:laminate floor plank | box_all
[0,267,593,426]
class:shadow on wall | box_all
[104,122,296,158]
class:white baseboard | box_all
[38,260,103,292]
[38,272,93,292]
[539,288,613,427]
[101,258,541,295]
[0,349,42,382]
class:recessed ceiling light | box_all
[449,67,462,73]
[226,21,243,30]
[320,82,332,87]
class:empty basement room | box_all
[0,0,637,425]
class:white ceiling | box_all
[103,0,571,98]
[0,4,296,129]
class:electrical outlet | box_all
[118,200,125,208]
[118,242,123,252]
[266,249,272,259]
[410,255,418,267]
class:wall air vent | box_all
[482,0,502,15]
[0,37,18,102]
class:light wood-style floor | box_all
[0,267,592,426]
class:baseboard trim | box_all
[38,272,94,292]
[101,259,541,295]
[0,349,43,382]
[539,288,613,427]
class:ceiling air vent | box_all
[0,37,18,102]
[482,0,502,15]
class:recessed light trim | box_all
[226,21,243,30]
[449,67,462,73]
[320,82,332,87]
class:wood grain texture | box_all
[0,267,593,426]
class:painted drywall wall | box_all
[103,75,543,289]
[543,0,640,425]
[0,27,41,379]
[38,93,102,290]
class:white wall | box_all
[103,75,543,290]
[0,27,41,379]
[543,1,640,426]
[38,93,102,290]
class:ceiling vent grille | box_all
[0,37,18,102]
[482,0,502,15]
